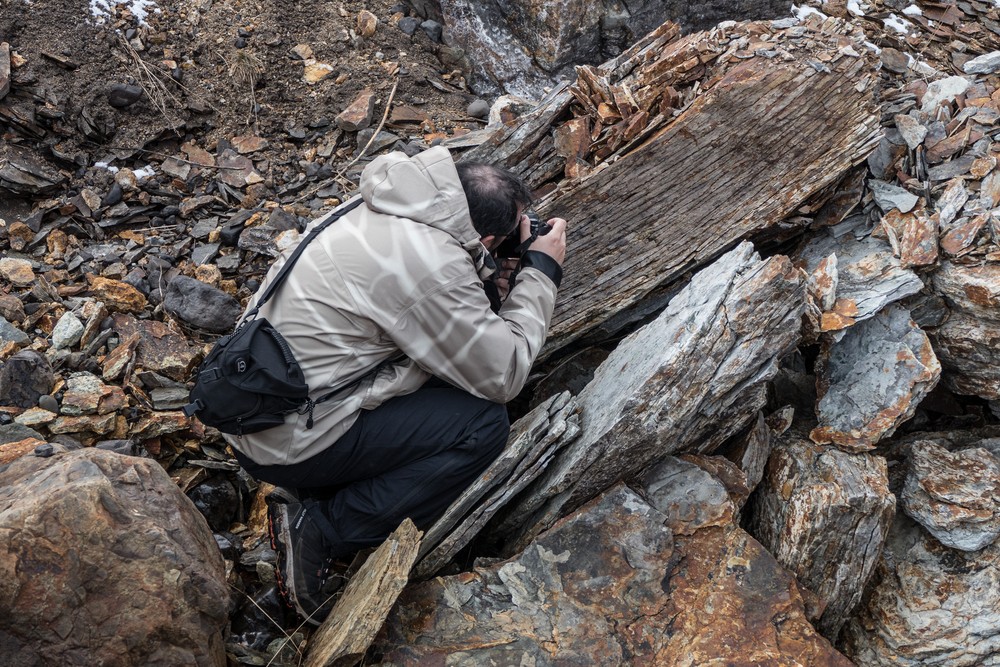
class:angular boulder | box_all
[748,435,896,639]
[0,448,229,666]
[901,440,1000,552]
[841,513,1000,666]
[163,275,243,333]
[377,461,851,665]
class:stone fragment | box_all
[13,407,57,428]
[795,216,924,328]
[467,99,490,118]
[336,89,376,131]
[936,177,969,228]
[963,50,1000,75]
[51,311,84,350]
[303,60,335,84]
[0,257,34,286]
[0,294,24,323]
[921,75,970,113]
[0,437,42,464]
[86,275,148,314]
[150,387,190,410]
[163,275,242,333]
[60,372,128,416]
[0,448,229,665]
[107,82,143,108]
[111,314,200,381]
[231,134,268,153]
[882,207,938,268]
[894,114,926,150]
[931,261,1000,399]
[129,411,189,439]
[749,435,895,639]
[498,242,803,549]
[102,332,140,382]
[217,149,257,188]
[161,157,191,180]
[305,520,421,667]
[397,16,420,35]
[181,141,215,168]
[811,305,940,451]
[841,513,1000,667]
[0,42,9,99]
[0,315,29,347]
[879,47,910,73]
[48,412,116,435]
[0,350,53,408]
[869,179,919,214]
[179,194,216,217]
[357,9,378,37]
[941,215,986,257]
[419,19,443,43]
[0,146,65,196]
[0,423,43,445]
[382,477,850,664]
[902,441,1000,552]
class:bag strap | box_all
[246,197,365,317]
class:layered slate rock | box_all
[930,260,1000,400]
[901,440,1000,552]
[748,435,896,639]
[811,304,940,451]
[794,215,924,332]
[377,462,851,665]
[494,242,804,551]
[0,448,229,666]
[842,513,1000,667]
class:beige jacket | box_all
[224,147,558,465]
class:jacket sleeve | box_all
[386,264,558,403]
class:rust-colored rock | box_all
[86,275,148,314]
[0,448,229,665]
[111,314,200,381]
[336,88,376,132]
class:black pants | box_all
[237,383,510,559]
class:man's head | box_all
[456,161,532,241]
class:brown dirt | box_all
[1,0,479,187]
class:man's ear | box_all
[481,234,497,251]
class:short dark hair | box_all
[456,161,533,238]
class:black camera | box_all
[495,210,550,259]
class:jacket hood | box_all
[359,146,483,253]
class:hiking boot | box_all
[268,501,338,625]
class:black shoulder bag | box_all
[182,198,364,436]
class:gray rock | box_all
[869,179,919,214]
[151,387,192,410]
[0,423,44,445]
[191,242,221,266]
[963,51,1000,75]
[0,350,54,409]
[37,395,58,413]
[811,305,940,451]
[420,19,443,43]
[0,315,29,347]
[921,76,970,113]
[0,448,229,665]
[902,441,1000,552]
[51,312,85,350]
[466,99,490,118]
[107,83,144,108]
[398,16,420,35]
[748,435,895,640]
[163,275,242,333]
[842,513,1000,666]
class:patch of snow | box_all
[95,161,120,174]
[883,13,913,34]
[864,41,882,55]
[847,0,865,17]
[90,0,160,26]
[903,4,923,16]
[133,165,156,181]
[791,4,827,21]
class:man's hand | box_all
[494,256,519,301]
[527,216,567,266]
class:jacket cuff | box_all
[521,250,562,288]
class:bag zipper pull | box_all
[302,399,316,429]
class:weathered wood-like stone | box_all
[0,146,65,196]
[380,474,851,665]
[748,435,895,639]
[796,216,924,330]
[111,314,200,381]
[811,304,940,451]
[841,513,1000,667]
[930,260,1000,400]
[0,448,229,665]
[464,22,879,359]
[902,440,1000,552]
[304,519,421,667]
[0,42,9,100]
[493,243,804,551]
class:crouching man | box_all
[224,146,567,625]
